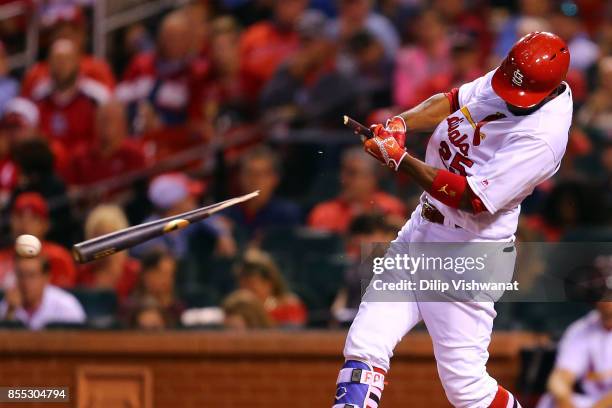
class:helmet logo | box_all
[512,69,524,87]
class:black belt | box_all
[421,199,461,228]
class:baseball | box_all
[15,234,42,258]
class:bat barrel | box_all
[72,191,259,264]
[72,221,170,263]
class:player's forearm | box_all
[398,154,437,189]
[397,154,475,213]
[397,93,451,133]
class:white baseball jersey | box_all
[422,70,572,239]
[557,311,612,398]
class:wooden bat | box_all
[72,191,259,263]
[343,115,373,141]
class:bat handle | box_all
[343,115,373,140]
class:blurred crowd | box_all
[0,0,610,333]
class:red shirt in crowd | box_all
[0,243,77,288]
[64,140,147,186]
[32,78,110,152]
[308,191,406,234]
[0,158,18,206]
[21,55,115,98]
[77,258,140,301]
[239,21,300,97]
[267,296,308,327]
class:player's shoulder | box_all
[458,70,497,106]
[523,83,573,154]
[535,82,573,126]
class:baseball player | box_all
[333,32,572,408]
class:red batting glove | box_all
[365,116,408,171]
[364,132,408,171]
[370,116,407,148]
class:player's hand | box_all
[370,116,407,148]
[365,116,407,171]
[364,131,407,171]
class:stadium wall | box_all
[0,330,539,407]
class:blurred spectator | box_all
[202,17,250,124]
[396,31,483,106]
[77,205,140,301]
[376,0,418,38]
[577,56,612,139]
[0,97,70,183]
[223,146,300,239]
[64,99,148,188]
[122,23,155,63]
[598,19,612,58]
[0,102,23,208]
[393,9,451,109]
[0,97,40,142]
[447,33,485,89]
[0,254,85,330]
[0,41,19,115]
[116,11,209,156]
[0,192,76,288]
[128,295,168,330]
[32,38,110,153]
[132,173,236,259]
[343,29,393,110]
[308,147,405,234]
[515,16,551,40]
[603,141,612,209]
[239,0,306,97]
[122,249,184,328]
[182,0,213,57]
[550,2,600,72]
[523,179,609,241]
[536,302,612,408]
[222,289,272,330]
[432,0,492,64]
[234,248,307,327]
[328,0,400,59]
[21,5,115,97]
[10,137,73,246]
[331,213,397,323]
[260,10,363,126]
[494,0,552,59]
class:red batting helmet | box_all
[492,32,570,108]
